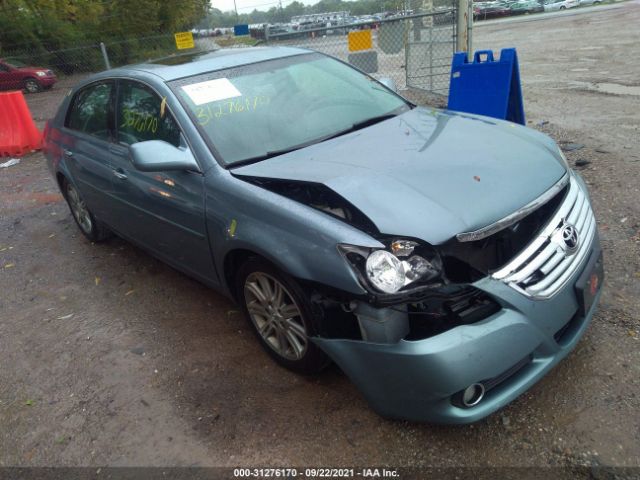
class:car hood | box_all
[17,66,49,74]
[232,107,566,245]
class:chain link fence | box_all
[264,3,457,96]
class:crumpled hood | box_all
[232,107,566,245]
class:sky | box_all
[212,0,319,14]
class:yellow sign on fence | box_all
[348,30,372,52]
[174,31,195,50]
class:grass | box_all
[214,35,262,47]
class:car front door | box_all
[107,79,215,283]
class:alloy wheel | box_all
[243,272,308,361]
[24,79,40,93]
[66,183,93,234]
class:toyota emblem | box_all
[561,222,579,254]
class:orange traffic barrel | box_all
[0,90,43,157]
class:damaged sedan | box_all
[43,47,603,423]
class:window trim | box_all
[64,79,116,142]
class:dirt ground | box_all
[1,1,639,472]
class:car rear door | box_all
[59,80,122,227]
[106,79,215,283]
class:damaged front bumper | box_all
[312,233,603,424]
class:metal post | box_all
[100,42,111,70]
[456,0,469,53]
[429,24,433,92]
[467,0,473,54]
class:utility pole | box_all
[456,0,472,53]
[233,0,239,22]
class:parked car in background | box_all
[543,0,579,11]
[0,59,57,93]
[578,0,602,5]
[473,1,512,20]
[43,47,603,424]
[507,0,544,14]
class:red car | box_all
[0,59,57,93]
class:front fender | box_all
[205,171,383,295]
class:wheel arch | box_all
[23,76,41,90]
[222,247,294,302]
[56,171,68,194]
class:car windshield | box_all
[171,52,410,167]
[4,60,27,68]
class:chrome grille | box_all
[492,174,596,299]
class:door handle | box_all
[112,168,128,180]
[63,149,73,157]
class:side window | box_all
[117,81,181,147]
[66,82,113,140]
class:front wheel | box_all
[23,78,41,93]
[236,258,330,374]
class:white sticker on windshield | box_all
[181,78,241,105]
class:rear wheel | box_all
[63,180,111,242]
[23,78,41,93]
[236,257,330,374]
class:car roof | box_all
[113,46,311,82]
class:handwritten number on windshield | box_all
[196,96,270,126]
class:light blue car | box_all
[43,47,603,423]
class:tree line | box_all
[0,0,209,52]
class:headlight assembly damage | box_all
[304,240,499,345]
[338,239,443,294]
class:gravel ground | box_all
[1,2,639,472]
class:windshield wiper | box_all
[228,113,401,169]
[228,140,321,169]
[349,113,399,131]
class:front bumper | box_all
[37,76,57,87]
[313,232,603,424]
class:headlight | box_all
[339,239,442,294]
[35,71,47,77]
[365,250,405,293]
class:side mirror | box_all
[378,77,397,92]
[129,140,200,172]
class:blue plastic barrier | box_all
[447,48,525,125]
[234,24,249,36]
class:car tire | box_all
[23,78,41,93]
[62,179,112,242]
[560,5,566,9]
[236,257,330,374]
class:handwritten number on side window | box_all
[122,109,159,134]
